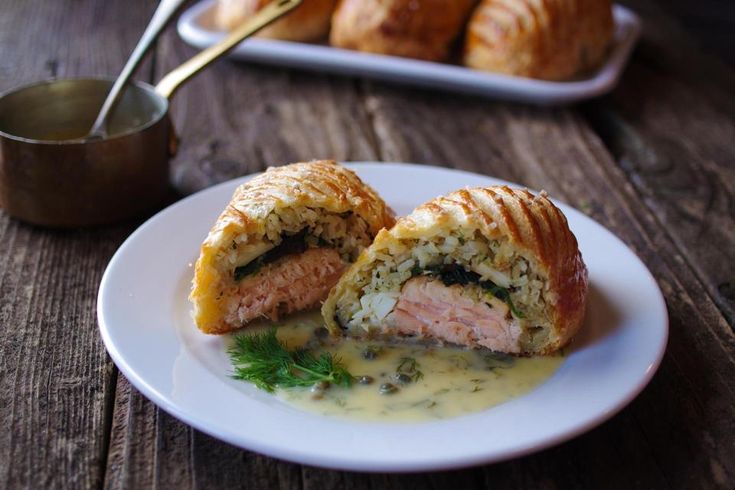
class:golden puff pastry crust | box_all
[214,0,337,41]
[191,160,395,334]
[323,186,588,355]
[463,0,614,80]
[330,0,479,61]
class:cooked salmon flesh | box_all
[234,248,346,324]
[385,276,523,353]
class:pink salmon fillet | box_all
[386,276,522,353]
[235,248,345,323]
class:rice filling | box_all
[334,229,554,352]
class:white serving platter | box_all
[178,1,641,105]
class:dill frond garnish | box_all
[228,329,354,393]
[397,356,424,382]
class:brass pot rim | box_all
[0,77,169,146]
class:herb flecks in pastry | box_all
[322,186,588,355]
[190,160,395,334]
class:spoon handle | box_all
[155,0,303,100]
[87,0,190,140]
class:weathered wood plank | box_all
[106,375,305,490]
[586,0,735,325]
[0,0,159,487]
[301,466,485,490]
[0,220,133,488]
[0,0,157,92]
[646,0,735,68]
[104,372,160,489]
[154,33,380,195]
[477,409,671,490]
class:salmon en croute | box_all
[322,186,588,355]
[190,160,395,334]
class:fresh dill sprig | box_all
[228,329,354,393]
[397,356,424,382]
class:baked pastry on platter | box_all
[322,186,588,354]
[214,0,337,41]
[463,0,614,80]
[330,0,479,61]
[191,160,394,334]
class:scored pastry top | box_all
[205,160,394,246]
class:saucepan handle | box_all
[155,0,302,99]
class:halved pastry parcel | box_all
[322,186,588,355]
[191,160,395,334]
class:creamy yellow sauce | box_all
[240,311,563,423]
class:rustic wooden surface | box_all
[1,0,734,488]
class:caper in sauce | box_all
[379,383,398,395]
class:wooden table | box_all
[1,1,734,488]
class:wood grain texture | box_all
[105,375,304,489]
[586,0,735,326]
[657,0,735,67]
[0,220,133,488]
[154,32,380,195]
[0,0,157,487]
[0,0,157,92]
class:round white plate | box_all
[98,163,668,472]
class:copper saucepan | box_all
[0,0,302,227]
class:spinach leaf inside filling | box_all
[233,230,310,282]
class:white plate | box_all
[98,163,667,472]
[177,1,641,105]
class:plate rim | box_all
[98,162,668,472]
